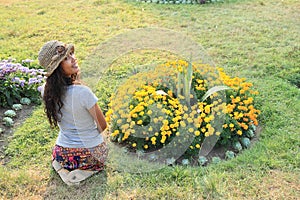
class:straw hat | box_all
[38,40,74,77]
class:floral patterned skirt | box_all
[52,142,108,171]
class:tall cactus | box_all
[176,61,193,107]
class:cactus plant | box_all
[4,110,17,118]
[3,117,14,127]
[20,97,31,105]
[233,141,243,152]
[212,156,221,164]
[241,137,251,148]
[225,150,235,159]
[12,104,23,111]
[166,157,176,166]
[198,156,208,166]
[181,159,190,165]
[247,129,255,138]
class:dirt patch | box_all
[0,105,36,164]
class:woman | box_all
[38,40,108,185]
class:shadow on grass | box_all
[44,168,108,199]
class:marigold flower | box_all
[237,130,242,135]
[180,121,186,127]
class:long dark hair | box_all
[43,65,75,127]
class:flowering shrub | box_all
[106,60,260,164]
[0,59,46,107]
[136,0,224,4]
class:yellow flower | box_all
[194,130,200,136]
[204,117,210,123]
[137,120,143,125]
[111,130,119,136]
[188,128,194,133]
[144,145,148,149]
[229,123,234,128]
[183,106,188,111]
[180,121,186,127]
[204,105,211,114]
[132,143,137,147]
[161,135,167,144]
[187,117,194,123]
[237,130,242,135]
[195,144,200,149]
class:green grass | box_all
[1,0,299,199]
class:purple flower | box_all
[19,80,25,87]
[12,77,20,83]
[22,59,34,63]
[19,66,30,73]
[37,85,43,92]
[30,71,37,76]
[28,77,37,85]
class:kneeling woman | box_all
[38,40,108,185]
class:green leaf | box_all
[201,85,232,102]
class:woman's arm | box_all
[88,103,107,133]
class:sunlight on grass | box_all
[0,0,299,199]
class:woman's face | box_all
[60,52,79,77]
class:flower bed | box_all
[136,0,224,4]
[106,60,260,165]
[0,59,46,108]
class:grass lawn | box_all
[0,0,299,199]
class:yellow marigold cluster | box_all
[106,60,260,153]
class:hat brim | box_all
[46,44,75,77]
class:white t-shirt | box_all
[42,84,104,148]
